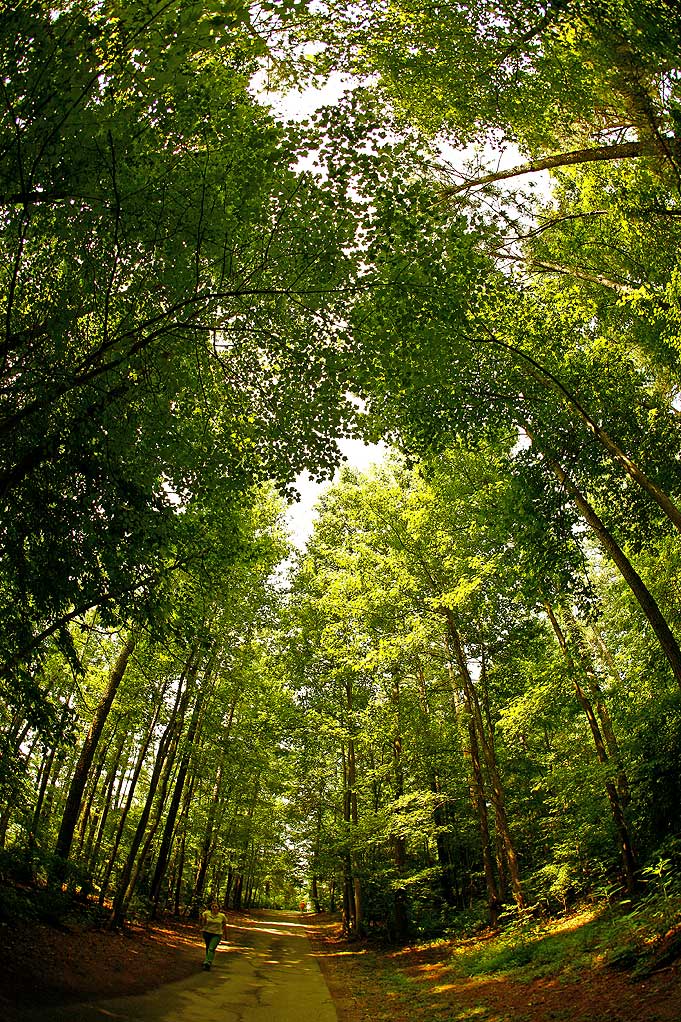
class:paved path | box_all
[26,911,338,1022]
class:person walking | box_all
[200,897,228,970]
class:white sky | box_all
[285,437,387,549]
[253,69,354,120]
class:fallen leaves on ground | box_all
[2,907,680,1022]
[1,912,205,1022]
[305,914,681,1022]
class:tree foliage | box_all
[1,0,681,943]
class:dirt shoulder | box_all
[0,911,206,1021]
[305,913,681,1022]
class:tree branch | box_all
[442,140,644,197]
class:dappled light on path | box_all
[17,911,337,1022]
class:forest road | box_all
[23,910,338,1022]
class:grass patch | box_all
[311,898,681,1022]
[450,890,681,982]
[453,909,601,980]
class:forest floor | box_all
[308,910,681,1022]
[0,909,205,1021]
[2,904,680,1022]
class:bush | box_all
[0,844,100,928]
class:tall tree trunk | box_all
[345,677,363,935]
[193,764,224,911]
[311,781,326,914]
[546,605,638,893]
[75,739,110,858]
[174,831,187,916]
[169,767,200,915]
[311,875,321,913]
[55,635,135,863]
[29,745,57,848]
[232,873,243,910]
[390,671,409,941]
[112,705,185,926]
[109,651,195,927]
[97,697,164,906]
[532,440,681,688]
[416,659,458,906]
[28,698,73,847]
[447,650,501,921]
[447,616,525,912]
[340,743,354,935]
[86,730,127,873]
[585,625,632,805]
[568,614,631,806]
[121,746,179,916]
[191,676,242,910]
[149,654,210,914]
[466,709,502,924]
[431,772,458,907]
[223,865,234,910]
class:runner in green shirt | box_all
[200,898,228,970]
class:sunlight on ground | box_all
[313,947,371,958]
[550,908,597,934]
[154,928,197,948]
[227,922,308,935]
[447,907,600,965]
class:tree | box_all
[54,633,135,863]
[0,0,382,723]
[317,1,681,169]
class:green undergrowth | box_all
[334,882,681,1022]
[0,847,108,929]
[450,888,681,982]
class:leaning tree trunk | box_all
[525,432,681,689]
[491,345,681,536]
[444,139,644,197]
[447,616,525,912]
[546,605,638,893]
[55,634,135,864]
